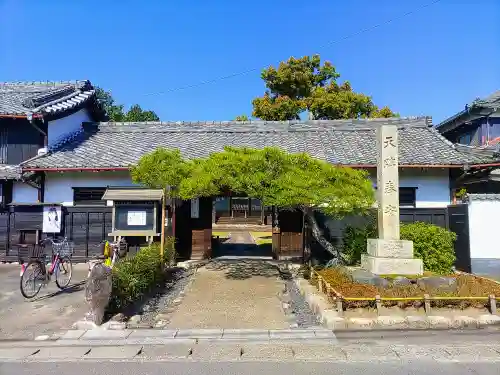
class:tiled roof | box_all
[437,90,500,130]
[22,117,498,170]
[0,165,22,180]
[466,194,500,202]
[0,80,95,117]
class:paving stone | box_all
[85,345,143,359]
[405,315,430,329]
[443,345,500,361]
[32,346,91,359]
[392,345,453,360]
[176,329,223,339]
[128,329,178,339]
[478,314,500,326]
[269,329,317,339]
[427,315,451,329]
[222,329,269,340]
[58,330,86,340]
[80,329,132,340]
[313,329,337,339]
[321,310,346,330]
[375,315,408,329]
[0,348,40,360]
[191,343,242,361]
[450,316,479,329]
[140,344,193,358]
[346,317,375,329]
[291,344,346,360]
[342,345,400,361]
[241,344,294,360]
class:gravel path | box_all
[133,268,194,327]
[284,277,321,328]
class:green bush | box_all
[400,222,456,275]
[107,237,175,313]
[342,221,457,274]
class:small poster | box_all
[43,206,62,233]
[127,211,146,226]
[191,198,199,218]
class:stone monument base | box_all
[361,254,424,275]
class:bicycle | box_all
[87,238,127,276]
[19,237,74,299]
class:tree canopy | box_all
[95,88,160,122]
[131,147,375,218]
[251,55,397,121]
[234,114,250,121]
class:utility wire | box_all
[143,0,442,96]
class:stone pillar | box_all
[361,125,423,275]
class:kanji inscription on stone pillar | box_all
[361,124,423,275]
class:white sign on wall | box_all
[191,198,199,218]
[127,211,147,226]
[43,206,62,233]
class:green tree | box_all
[131,146,375,259]
[251,55,397,120]
[234,114,250,121]
[95,88,160,122]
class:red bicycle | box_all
[19,237,74,299]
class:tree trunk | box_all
[302,207,338,260]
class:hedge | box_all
[343,220,457,274]
[107,237,176,313]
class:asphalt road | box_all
[1,361,497,375]
[0,264,89,340]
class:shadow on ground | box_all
[32,281,85,302]
[206,259,281,280]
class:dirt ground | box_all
[0,263,89,340]
[166,259,290,329]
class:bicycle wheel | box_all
[20,260,44,299]
[55,256,73,289]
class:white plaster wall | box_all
[44,172,137,206]
[47,108,91,147]
[368,168,451,208]
[468,201,500,260]
[12,182,38,203]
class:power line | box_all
[143,0,442,96]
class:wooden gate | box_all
[447,204,471,273]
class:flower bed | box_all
[310,267,500,309]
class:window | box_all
[73,187,106,206]
[373,186,417,207]
[458,133,472,145]
[399,187,417,207]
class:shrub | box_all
[342,221,457,274]
[107,237,175,313]
[400,222,456,275]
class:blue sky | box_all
[0,0,498,124]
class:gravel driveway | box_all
[0,263,89,340]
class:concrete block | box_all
[342,344,400,361]
[375,315,407,329]
[450,316,479,329]
[361,254,423,275]
[291,344,346,360]
[128,329,178,339]
[321,311,346,330]
[222,329,269,340]
[269,329,317,339]
[32,347,91,360]
[241,344,294,360]
[0,348,40,360]
[58,330,86,340]
[313,329,337,339]
[405,315,430,329]
[347,317,375,329]
[176,328,223,339]
[427,315,451,329]
[72,320,99,330]
[392,345,451,360]
[85,345,143,359]
[80,329,132,340]
[478,314,500,327]
[367,239,414,258]
[306,293,330,315]
[191,343,242,361]
[140,344,193,359]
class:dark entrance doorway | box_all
[213,196,272,225]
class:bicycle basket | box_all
[52,241,74,257]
